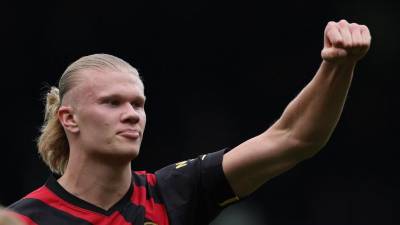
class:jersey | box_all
[8,149,239,225]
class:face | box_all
[65,68,146,162]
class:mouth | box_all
[117,129,141,140]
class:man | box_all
[9,19,371,225]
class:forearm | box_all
[224,62,357,197]
[223,20,371,198]
[274,60,356,152]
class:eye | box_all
[131,100,145,109]
[105,99,121,107]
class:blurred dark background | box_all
[1,1,399,224]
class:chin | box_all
[119,145,141,159]
[100,148,139,164]
[128,148,140,160]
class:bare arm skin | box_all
[222,20,371,197]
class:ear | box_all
[58,106,80,133]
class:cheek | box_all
[81,110,114,133]
[92,121,115,145]
[141,112,147,127]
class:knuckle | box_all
[349,23,359,30]
[339,19,349,25]
[327,21,336,26]
[361,25,370,33]
[325,22,336,31]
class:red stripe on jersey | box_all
[135,171,147,175]
[133,171,157,187]
[132,182,169,225]
[146,173,157,186]
[24,186,131,225]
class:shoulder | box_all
[151,149,238,225]
[8,185,50,211]
[7,186,51,225]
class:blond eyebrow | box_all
[98,93,146,102]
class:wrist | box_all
[322,58,358,69]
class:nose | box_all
[121,103,140,124]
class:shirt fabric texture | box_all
[9,149,238,225]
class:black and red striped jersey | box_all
[9,149,239,225]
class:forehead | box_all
[76,68,145,100]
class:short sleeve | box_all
[155,148,239,225]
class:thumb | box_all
[321,47,348,61]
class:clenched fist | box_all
[321,20,371,63]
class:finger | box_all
[360,25,372,45]
[325,22,343,48]
[350,23,363,47]
[337,19,352,48]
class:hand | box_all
[321,20,371,63]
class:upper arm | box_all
[222,124,317,197]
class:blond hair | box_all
[37,54,140,175]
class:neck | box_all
[58,153,132,211]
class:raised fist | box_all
[321,20,371,63]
